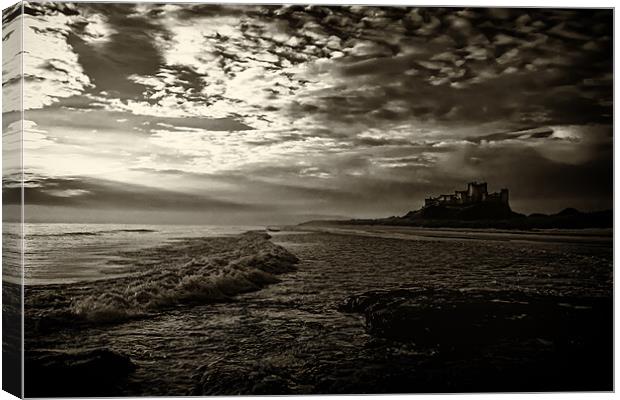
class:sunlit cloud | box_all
[22,6,93,110]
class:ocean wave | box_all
[2,232,22,239]
[107,229,158,233]
[28,228,158,238]
[28,232,298,327]
[31,231,102,237]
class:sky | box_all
[1,2,613,224]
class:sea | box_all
[3,222,613,395]
[4,223,261,285]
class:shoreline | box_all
[294,222,613,236]
[290,224,613,245]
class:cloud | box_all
[140,126,348,174]
[20,2,93,110]
[42,188,91,197]
[22,120,56,150]
[466,127,555,143]
[22,5,613,128]
[4,174,257,211]
[12,4,613,218]
[80,13,115,43]
[24,5,612,137]
[2,4,22,113]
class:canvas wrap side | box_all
[2,2,24,398]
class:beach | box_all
[20,224,613,396]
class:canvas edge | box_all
[2,1,24,398]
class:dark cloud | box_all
[2,2,22,25]
[24,107,252,132]
[267,7,612,131]
[466,127,555,143]
[64,3,167,99]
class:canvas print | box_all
[2,2,613,397]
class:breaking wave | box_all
[27,232,298,327]
[29,228,158,237]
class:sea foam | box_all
[29,232,298,327]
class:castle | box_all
[424,182,509,208]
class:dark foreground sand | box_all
[21,227,612,396]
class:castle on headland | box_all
[424,182,509,208]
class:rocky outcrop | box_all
[341,288,609,342]
[339,288,612,391]
[406,201,521,220]
[25,348,135,397]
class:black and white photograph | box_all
[1,1,614,397]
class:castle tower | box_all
[467,182,488,202]
[500,188,509,205]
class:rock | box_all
[339,288,613,391]
[341,288,611,345]
[25,348,135,397]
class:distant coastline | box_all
[300,207,612,230]
[301,181,612,230]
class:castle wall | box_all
[423,183,509,208]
